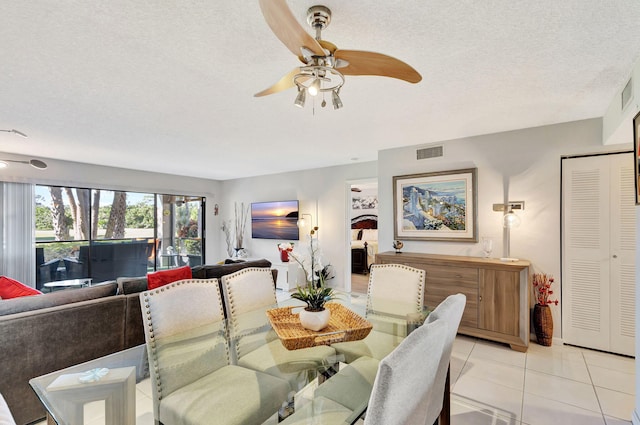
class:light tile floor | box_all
[35,292,636,424]
[450,335,635,425]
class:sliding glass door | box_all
[35,185,205,288]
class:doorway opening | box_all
[348,180,378,294]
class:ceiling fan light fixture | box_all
[332,90,343,109]
[294,88,306,108]
[308,78,321,96]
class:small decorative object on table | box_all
[289,226,336,331]
[393,240,404,254]
[532,273,558,346]
[277,242,294,262]
[79,368,110,383]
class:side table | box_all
[45,366,136,425]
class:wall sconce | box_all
[297,213,313,227]
[492,201,525,261]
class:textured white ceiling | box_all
[1,1,640,180]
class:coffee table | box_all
[43,278,92,292]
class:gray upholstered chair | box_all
[423,293,467,425]
[333,263,426,362]
[282,295,466,425]
[140,279,290,425]
[364,319,449,425]
[0,393,16,425]
[220,267,337,391]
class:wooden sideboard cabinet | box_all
[376,252,531,352]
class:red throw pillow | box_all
[147,266,192,290]
[0,276,42,299]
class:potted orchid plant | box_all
[288,226,336,331]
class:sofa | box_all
[0,259,275,425]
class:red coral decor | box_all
[532,273,557,346]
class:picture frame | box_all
[634,111,640,205]
[393,168,477,242]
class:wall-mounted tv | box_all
[251,200,299,240]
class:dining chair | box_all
[281,320,450,425]
[140,279,290,425]
[423,293,467,425]
[333,263,426,362]
[220,267,337,391]
[364,318,449,425]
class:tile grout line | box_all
[521,348,528,425]
[581,349,609,424]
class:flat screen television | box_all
[251,200,300,240]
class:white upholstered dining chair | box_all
[333,263,426,362]
[140,279,290,425]
[366,294,467,425]
[423,293,467,425]
[281,294,466,425]
[364,318,449,425]
[221,267,337,391]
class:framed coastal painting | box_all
[393,168,477,242]
[634,111,640,205]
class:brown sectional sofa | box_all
[0,259,274,425]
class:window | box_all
[35,185,205,288]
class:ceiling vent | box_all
[622,77,633,111]
[416,145,443,160]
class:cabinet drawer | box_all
[425,285,478,328]
[423,265,478,284]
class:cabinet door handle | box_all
[479,296,482,301]
[612,254,618,259]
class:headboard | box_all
[351,214,378,229]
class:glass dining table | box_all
[29,297,430,425]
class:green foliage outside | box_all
[37,242,84,262]
[37,202,155,231]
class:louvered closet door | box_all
[562,156,611,351]
[562,153,635,356]
[608,154,636,356]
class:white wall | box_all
[0,152,223,261]
[378,118,630,336]
[220,161,378,291]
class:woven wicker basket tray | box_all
[266,303,372,350]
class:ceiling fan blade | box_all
[259,0,325,58]
[334,50,422,83]
[254,68,309,97]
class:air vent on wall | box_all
[416,145,443,160]
[622,77,633,110]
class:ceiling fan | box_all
[255,0,422,109]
